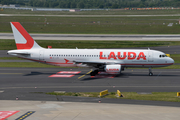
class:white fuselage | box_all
[8,48,174,68]
[8,22,175,76]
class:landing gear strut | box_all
[90,70,99,76]
[149,68,153,76]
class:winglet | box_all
[10,22,42,49]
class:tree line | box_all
[1,0,180,8]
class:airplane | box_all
[7,22,174,76]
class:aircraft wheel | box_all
[149,72,153,76]
[90,70,99,76]
[94,70,99,75]
[90,71,95,76]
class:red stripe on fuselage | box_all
[11,22,34,49]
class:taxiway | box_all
[0,68,180,101]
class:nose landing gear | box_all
[149,68,153,76]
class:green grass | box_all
[0,62,60,68]
[154,65,180,69]
[1,39,180,50]
[46,92,180,102]
[1,8,180,34]
[171,54,180,63]
[2,8,180,15]
[0,57,23,60]
[1,15,180,34]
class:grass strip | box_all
[157,65,180,69]
[46,92,180,102]
[1,39,180,50]
[2,9,180,15]
[0,62,60,68]
[0,57,24,60]
[1,15,180,34]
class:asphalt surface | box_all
[0,67,180,107]
[0,45,180,107]
[1,33,180,41]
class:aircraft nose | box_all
[169,58,174,64]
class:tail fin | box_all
[10,22,42,49]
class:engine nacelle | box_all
[104,65,121,74]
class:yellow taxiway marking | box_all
[78,70,92,79]
[0,73,22,74]
[16,111,35,120]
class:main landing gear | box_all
[149,67,153,76]
[90,69,99,76]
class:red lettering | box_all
[128,52,136,60]
[117,52,126,60]
[99,52,107,59]
[106,69,119,71]
[108,52,117,59]
[137,52,146,60]
[99,51,146,60]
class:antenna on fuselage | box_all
[148,48,150,50]
[76,47,78,49]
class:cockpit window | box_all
[159,54,167,58]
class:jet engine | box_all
[104,64,121,74]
